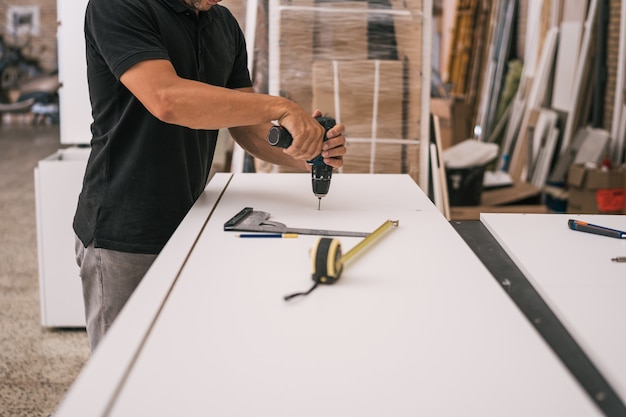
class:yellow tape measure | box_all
[284,220,399,301]
[310,237,344,284]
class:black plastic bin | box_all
[445,165,486,206]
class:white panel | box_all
[551,22,582,112]
[54,174,600,417]
[522,0,542,78]
[56,0,92,145]
[108,175,600,417]
[482,213,626,404]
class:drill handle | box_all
[267,116,336,150]
[267,125,293,148]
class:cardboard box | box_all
[311,59,418,181]
[567,164,625,214]
[391,0,424,141]
[430,96,469,149]
[314,1,368,61]
[278,0,316,112]
[312,59,405,139]
[341,141,419,179]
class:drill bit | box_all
[317,198,321,210]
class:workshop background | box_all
[1,0,625,416]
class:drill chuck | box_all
[268,116,336,202]
[312,164,332,198]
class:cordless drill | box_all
[267,116,336,210]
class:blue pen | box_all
[237,233,298,238]
[567,219,626,239]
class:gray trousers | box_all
[75,236,157,351]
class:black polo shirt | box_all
[73,0,252,254]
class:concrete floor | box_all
[0,122,89,417]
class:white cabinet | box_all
[34,0,91,327]
[35,148,89,327]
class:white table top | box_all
[56,174,601,416]
[481,212,626,405]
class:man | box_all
[73,0,347,351]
